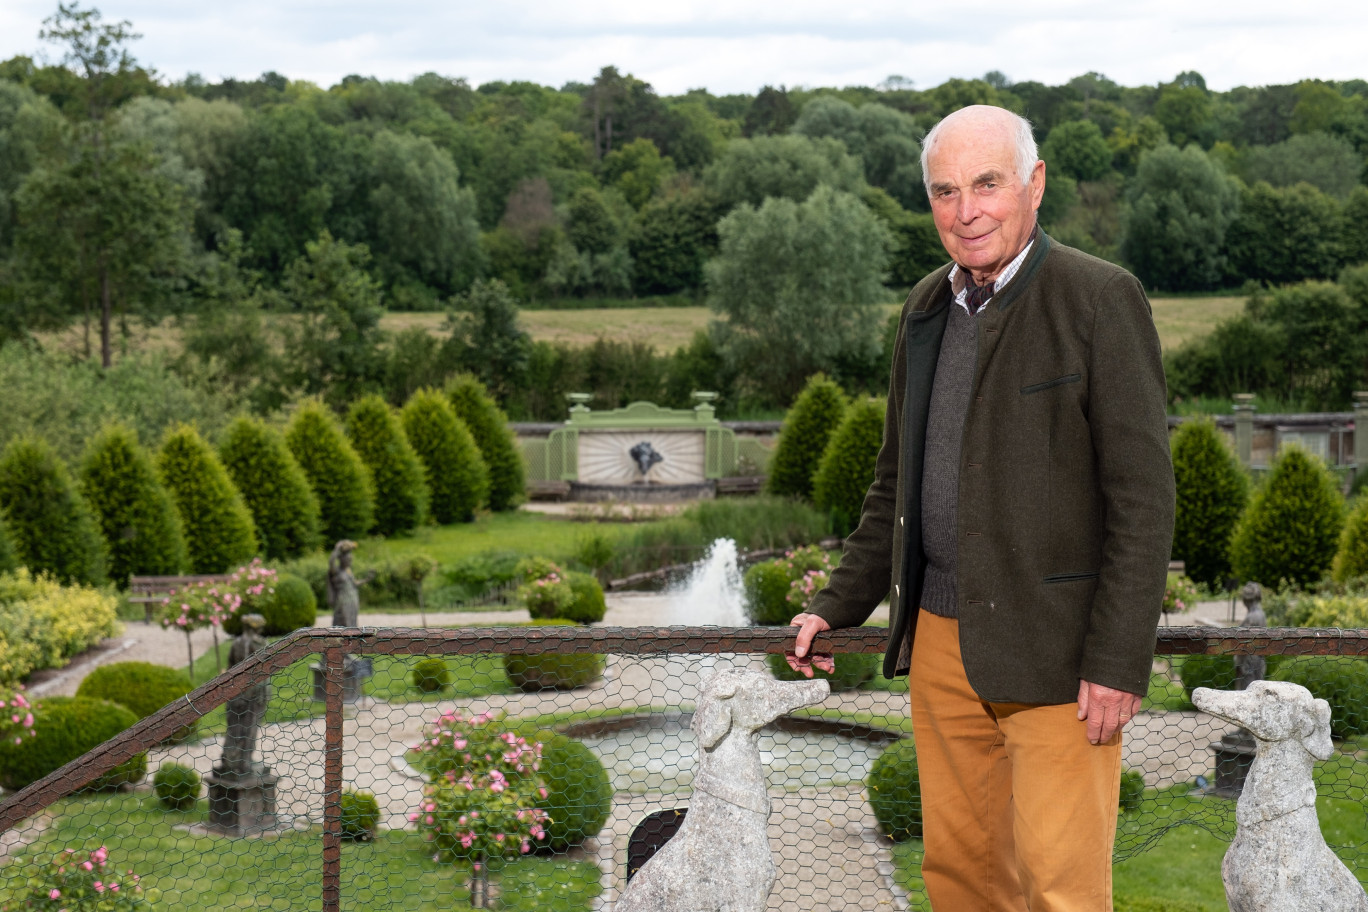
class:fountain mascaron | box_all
[536,393,740,502]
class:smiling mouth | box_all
[958,228,996,244]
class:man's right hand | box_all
[786,613,835,678]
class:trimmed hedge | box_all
[412,657,451,693]
[812,396,885,536]
[0,513,14,575]
[1119,768,1145,812]
[401,389,488,524]
[157,424,259,573]
[80,424,186,587]
[0,436,107,585]
[345,394,430,536]
[743,545,834,625]
[76,661,193,721]
[867,738,921,841]
[1270,656,1368,739]
[445,374,524,512]
[561,571,606,624]
[219,416,322,561]
[505,622,606,690]
[767,373,847,501]
[263,573,318,635]
[341,790,380,840]
[1333,496,1368,583]
[534,731,612,852]
[0,570,120,685]
[1170,418,1248,588]
[0,696,145,791]
[1230,445,1344,589]
[285,400,375,543]
[154,762,201,810]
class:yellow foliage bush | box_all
[1297,595,1368,629]
[0,570,120,684]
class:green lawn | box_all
[0,792,600,911]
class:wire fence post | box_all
[322,644,345,912]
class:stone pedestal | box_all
[206,768,279,836]
[1210,729,1256,798]
[311,657,371,703]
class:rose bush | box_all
[5,846,154,910]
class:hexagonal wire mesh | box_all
[0,626,1364,911]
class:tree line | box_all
[3,4,1368,414]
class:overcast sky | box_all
[2,1,1366,96]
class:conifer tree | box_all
[1230,445,1344,589]
[0,436,107,585]
[345,395,430,535]
[400,389,488,524]
[80,424,187,586]
[157,425,258,573]
[285,400,376,543]
[1332,495,1368,583]
[1170,418,1248,588]
[812,396,885,536]
[445,374,525,511]
[0,512,15,575]
[767,373,847,501]
[219,417,322,560]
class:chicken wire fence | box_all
[0,626,1364,911]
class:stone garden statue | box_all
[327,539,362,627]
[1236,582,1266,690]
[216,614,269,778]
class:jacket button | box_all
[899,515,904,527]
[895,584,900,596]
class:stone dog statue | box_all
[616,669,830,912]
[1193,680,1368,912]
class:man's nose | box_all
[956,193,980,224]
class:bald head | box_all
[921,105,1038,196]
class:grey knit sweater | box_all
[920,301,981,618]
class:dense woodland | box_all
[4,5,1368,422]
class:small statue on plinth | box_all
[1207,581,1268,798]
[314,539,372,703]
[208,614,279,835]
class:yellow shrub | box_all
[1299,596,1368,629]
[0,570,120,685]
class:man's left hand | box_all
[1076,679,1141,744]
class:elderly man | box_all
[789,105,1174,910]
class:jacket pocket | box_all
[1042,570,1100,584]
[1020,373,1082,395]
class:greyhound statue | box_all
[1193,680,1368,911]
[616,668,830,912]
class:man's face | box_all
[926,115,1045,283]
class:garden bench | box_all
[127,574,234,624]
[715,475,765,495]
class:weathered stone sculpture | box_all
[1193,681,1368,912]
[326,539,362,628]
[208,613,278,835]
[629,441,664,477]
[1235,582,1266,689]
[616,669,830,912]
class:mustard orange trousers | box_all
[909,609,1122,912]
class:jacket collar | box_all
[911,231,1053,316]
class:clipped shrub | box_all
[157,424,258,573]
[1170,418,1248,588]
[1176,654,1236,704]
[1332,496,1368,583]
[744,545,835,625]
[446,374,525,511]
[341,789,381,841]
[1270,656,1368,739]
[285,399,375,542]
[76,661,192,721]
[813,396,885,536]
[1119,768,1145,812]
[767,373,847,501]
[79,424,186,586]
[219,416,322,560]
[505,620,606,690]
[154,762,201,810]
[0,696,145,791]
[412,657,451,693]
[561,571,606,624]
[1298,594,1368,628]
[0,513,15,575]
[1230,445,1344,589]
[766,652,877,691]
[867,738,921,841]
[400,389,488,524]
[0,570,120,684]
[0,436,107,585]
[263,573,317,635]
[345,394,430,535]
[534,731,612,852]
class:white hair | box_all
[920,106,1038,195]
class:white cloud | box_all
[1,0,1366,95]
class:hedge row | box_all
[0,570,120,685]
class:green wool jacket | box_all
[808,234,1175,704]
